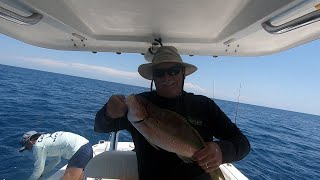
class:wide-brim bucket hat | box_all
[138,46,197,80]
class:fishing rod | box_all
[234,82,242,125]
[212,80,215,100]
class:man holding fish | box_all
[95,46,250,180]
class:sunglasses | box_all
[152,66,183,78]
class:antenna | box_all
[234,82,242,124]
[212,80,215,100]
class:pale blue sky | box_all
[0,34,319,115]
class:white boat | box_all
[1,0,319,179]
[47,131,248,180]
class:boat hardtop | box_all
[0,0,319,56]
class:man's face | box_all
[25,140,34,151]
[153,63,184,98]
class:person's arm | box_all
[94,95,129,133]
[42,156,61,176]
[208,98,251,163]
[28,146,47,180]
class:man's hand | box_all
[106,95,128,118]
[192,142,223,173]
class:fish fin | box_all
[209,168,225,180]
[145,139,160,150]
[177,155,193,163]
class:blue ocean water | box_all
[0,64,319,180]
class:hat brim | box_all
[138,62,197,80]
[19,146,27,152]
[19,132,44,152]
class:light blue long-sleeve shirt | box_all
[28,131,89,180]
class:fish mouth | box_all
[125,94,135,105]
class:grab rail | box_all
[0,6,43,25]
[109,131,120,151]
[262,9,320,34]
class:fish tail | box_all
[209,168,225,180]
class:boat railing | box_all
[108,131,119,151]
[108,131,133,151]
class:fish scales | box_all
[126,94,225,180]
[129,95,204,155]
